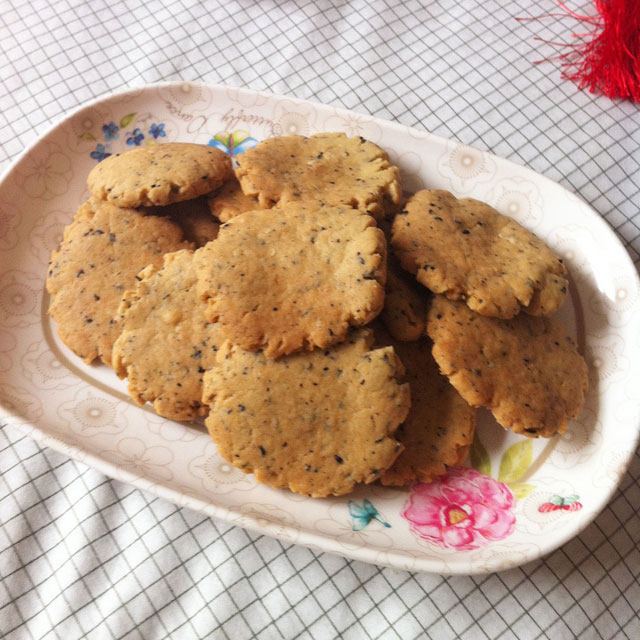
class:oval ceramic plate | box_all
[1,82,639,574]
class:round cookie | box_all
[207,175,262,222]
[196,202,387,359]
[46,199,193,365]
[426,296,589,438]
[234,132,402,218]
[146,196,220,247]
[202,328,411,497]
[392,190,568,319]
[87,142,232,208]
[381,258,430,341]
[374,325,476,486]
[112,249,223,421]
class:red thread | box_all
[521,0,640,102]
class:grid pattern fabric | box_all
[1,0,639,638]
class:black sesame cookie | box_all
[112,248,223,421]
[234,132,402,219]
[145,196,220,247]
[196,202,387,359]
[87,142,232,208]
[426,295,588,438]
[46,199,193,365]
[380,257,430,341]
[207,174,262,222]
[392,190,568,319]
[201,328,411,497]
[374,324,476,486]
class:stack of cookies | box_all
[46,133,588,498]
[391,190,588,439]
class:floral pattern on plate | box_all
[402,467,516,551]
[84,113,170,161]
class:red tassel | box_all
[521,1,640,102]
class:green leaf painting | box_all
[498,440,533,484]
[469,433,535,500]
[119,113,137,128]
[509,483,536,499]
[469,431,491,476]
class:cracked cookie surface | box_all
[196,202,387,358]
[202,328,410,497]
[87,142,231,208]
[46,199,192,365]
[374,324,476,486]
[207,174,263,222]
[380,258,430,341]
[234,132,402,218]
[426,296,588,438]
[392,190,568,318]
[112,248,223,421]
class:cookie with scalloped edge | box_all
[426,296,588,438]
[145,196,220,247]
[196,202,387,359]
[46,199,193,365]
[207,174,262,222]
[392,190,568,318]
[87,142,232,208]
[380,258,430,341]
[202,328,410,497]
[112,248,223,421]
[234,132,402,218]
[374,325,476,486]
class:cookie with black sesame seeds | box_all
[145,195,220,247]
[391,190,568,319]
[373,324,476,486]
[426,295,588,438]
[201,328,410,497]
[87,142,232,208]
[234,132,402,219]
[375,194,405,241]
[380,257,430,341]
[207,174,263,223]
[196,202,387,359]
[46,199,193,365]
[112,248,223,421]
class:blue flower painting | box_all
[126,128,144,146]
[102,122,119,141]
[149,123,166,139]
[90,143,111,162]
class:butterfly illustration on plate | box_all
[538,494,583,513]
[348,499,391,531]
[208,130,258,156]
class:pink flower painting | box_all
[402,466,516,550]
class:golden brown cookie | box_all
[87,142,232,208]
[234,132,402,218]
[426,296,588,438]
[146,196,220,247]
[374,325,476,486]
[112,249,223,421]
[46,199,193,365]
[196,202,387,359]
[381,258,430,341]
[202,328,410,497]
[207,175,262,222]
[392,190,568,318]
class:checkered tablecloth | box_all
[1,1,639,638]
